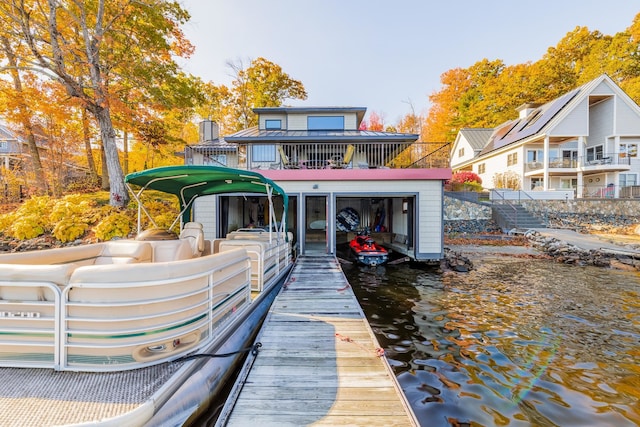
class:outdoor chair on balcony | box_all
[329,144,355,169]
[277,145,300,169]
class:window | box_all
[560,178,577,189]
[458,147,465,157]
[251,145,276,162]
[478,163,485,174]
[531,177,544,190]
[527,149,544,163]
[307,116,344,130]
[265,119,282,130]
[204,154,227,166]
[562,150,578,167]
[586,145,604,162]
[619,143,638,158]
[507,152,518,166]
[0,141,7,150]
[619,173,637,187]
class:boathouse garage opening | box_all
[334,196,413,254]
[210,194,414,258]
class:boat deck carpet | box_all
[0,362,183,426]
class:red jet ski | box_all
[349,233,388,266]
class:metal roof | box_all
[458,128,494,152]
[479,88,580,156]
[225,127,418,143]
[185,138,237,152]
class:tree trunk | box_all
[81,108,99,183]
[100,143,109,190]
[95,107,129,206]
[123,130,129,175]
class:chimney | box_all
[516,103,541,119]
[199,120,219,142]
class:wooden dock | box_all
[217,255,418,426]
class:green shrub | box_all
[49,195,96,242]
[94,210,134,241]
[8,196,54,239]
[0,212,16,236]
[452,181,484,192]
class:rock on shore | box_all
[525,230,640,270]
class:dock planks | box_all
[218,255,417,426]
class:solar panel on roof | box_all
[482,89,580,155]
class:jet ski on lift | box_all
[349,229,388,266]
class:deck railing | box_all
[185,142,450,170]
[525,154,631,172]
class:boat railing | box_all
[0,248,252,372]
[0,232,293,372]
[217,231,290,291]
[0,278,62,369]
[60,250,252,371]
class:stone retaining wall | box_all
[444,195,640,234]
[444,196,491,220]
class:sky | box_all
[179,1,640,126]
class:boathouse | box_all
[185,107,451,262]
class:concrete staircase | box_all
[492,202,546,231]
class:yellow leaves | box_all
[94,210,133,241]
[4,196,54,239]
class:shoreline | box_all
[443,231,640,272]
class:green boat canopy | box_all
[125,165,288,227]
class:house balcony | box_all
[525,154,631,176]
[184,142,450,170]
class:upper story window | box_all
[0,141,8,150]
[586,145,604,161]
[458,147,465,157]
[478,163,485,174]
[619,143,638,158]
[252,145,276,162]
[527,149,543,163]
[307,116,344,130]
[507,152,518,166]
[265,119,282,130]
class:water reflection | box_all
[343,258,640,426]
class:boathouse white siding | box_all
[192,174,447,262]
[417,180,444,256]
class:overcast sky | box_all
[180,1,639,125]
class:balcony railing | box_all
[525,153,631,172]
[185,142,450,170]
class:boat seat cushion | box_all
[0,244,103,265]
[94,241,153,264]
[0,264,77,300]
[179,222,205,257]
[148,239,194,262]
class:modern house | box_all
[450,74,640,199]
[184,107,451,261]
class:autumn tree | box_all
[0,32,48,193]
[224,57,308,131]
[0,0,197,207]
[359,111,385,131]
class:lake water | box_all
[342,255,640,427]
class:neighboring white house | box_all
[450,74,640,199]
